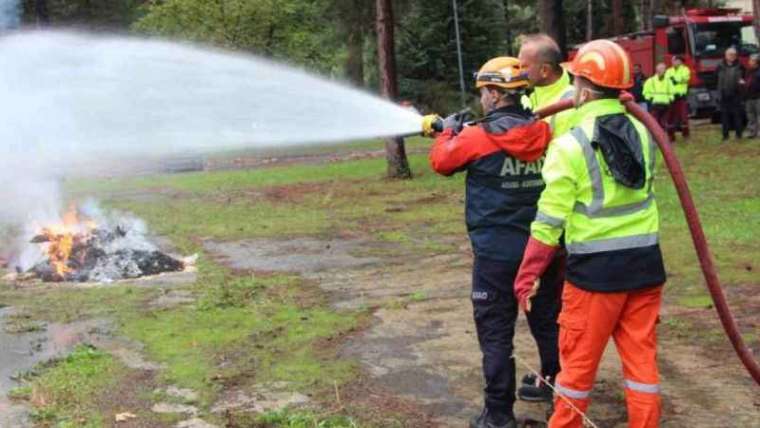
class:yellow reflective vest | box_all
[522,69,577,137]
[643,75,675,105]
[531,98,666,292]
[665,65,690,97]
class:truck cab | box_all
[656,8,758,117]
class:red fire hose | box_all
[535,98,760,385]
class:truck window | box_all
[667,27,686,55]
[693,22,759,57]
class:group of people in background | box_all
[631,56,690,142]
[632,50,760,142]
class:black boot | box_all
[517,375,553,403]
[469,408,517,428]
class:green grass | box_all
[26,345,125,427]
[0,284,156,324]
[256,409,358,428]
[3,127,758,424]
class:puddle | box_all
[0,308,111,427]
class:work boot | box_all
[469,408,517,428]
[518,375,554,403]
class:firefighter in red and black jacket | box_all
[421,57,563,428]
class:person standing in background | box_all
[643,63,675,141]
[665,56,691,140]
[743,54,760,138]
[716,47,746,141]
[631,64,648,111]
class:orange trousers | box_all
[549,282,663,428]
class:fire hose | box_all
[534,98,760,385]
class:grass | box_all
[25,345,126,427]
[255,409,358,428]
[2,127,758,424]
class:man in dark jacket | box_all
[631,64,647,111]
[744,54,760,138]
[717,47,746,140]
[422,57,563,428]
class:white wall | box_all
[724,0,753,13]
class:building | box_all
[725,0,752,13]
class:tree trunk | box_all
[754,0,760,41]
[612,0,624,35]
[540,0,566,55]
[586,0,593,41]
[344,0,365,86]
[639,0,645,31]
[376,0,411,179]
[35,0,50,25]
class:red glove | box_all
[515,237,559,312]
[619,91,634,103]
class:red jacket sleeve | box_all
[429,120,552,176]
[429,127,499,176]
[485,120,552,163]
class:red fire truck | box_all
[585,9,759,117]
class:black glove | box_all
[434,109,472,134]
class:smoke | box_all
[0,0,20,30]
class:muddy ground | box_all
[1,140,758,427]
[205,236,760,427]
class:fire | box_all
[32,204,97,281]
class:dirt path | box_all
[207,237,760,427]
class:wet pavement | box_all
[0,307,110,427]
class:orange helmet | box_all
[567,39,632,89]
[475,57,529,90]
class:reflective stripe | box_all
[535,211,565,228]
[567,233,659,254]
[624,379,660,394]
[571,126,656,218]
[574,192,654,218]
[555,381,591,400]
[571,127,604,213]
[550,89,576,132]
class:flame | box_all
[34,204,97,281]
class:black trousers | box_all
[471,255,562,416]
[721,97,744,138]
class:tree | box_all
[376,0,411,179]
[612,0,624,35]
[332,0,372,86]
[539,0,566,54]
[133,0,341,73]
[395,0,509,112]
[754,0,760,41]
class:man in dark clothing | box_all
[422,57,563,428]
[631,64,647,111]
[717,47,746,140]
[744,54,760,138]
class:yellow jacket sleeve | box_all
[642,78,653,102]
[531,137,579,246]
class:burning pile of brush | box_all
[7,203,185,283]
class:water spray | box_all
[533,98,760,386]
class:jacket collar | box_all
[575,98,625,120]
[534,69,571,100]
[484,104,531,121]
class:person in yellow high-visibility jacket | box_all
[519,34,577,138]
[514,39,667,428]
[665,55,691,139]
[643,63,675,140]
